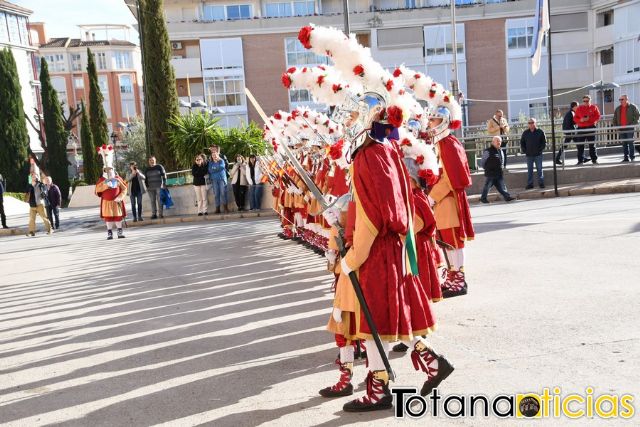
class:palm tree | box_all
[167,112,223,168]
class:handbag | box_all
[160,188,174,209]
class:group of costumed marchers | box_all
[253,24,474,412]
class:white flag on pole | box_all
[531,0,550,75]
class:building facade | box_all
[36,25,144,136]
[159,0,640,127]
[0,0,42,153]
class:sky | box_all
[15,0,139,43]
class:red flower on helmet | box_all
[298,26,314,49]
[449,119,462,130]
[274,112,282,120]
[287,66,297,74]
[416,155,425,165]
[419,169,438,186]
[399,89,405,95]
[281,73,292,89]
[393,68,402,78]
[316,75,325,87]
[332,83,342,93]
[400,138,412,147]
[329,139,344,160]
[353,64,365,77]
[414,74,421,79]
[303,111,309,118]
[385,79,394,91]
[323,119,330,126]
[302,67,307,73]
[291,110,300,119]
[329,128,334,134]
[108,145,113,151]
[386,106,403,128]
[419,131,430,141]
[444,95,450,103]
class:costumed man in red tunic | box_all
[337,93,453,412]
[426,105,475,298]
[95,144,128,240]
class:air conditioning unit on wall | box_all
[171,41,183,50]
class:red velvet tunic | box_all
[95,176,127,221]
[345,140,436,341]
[435,134,475,244]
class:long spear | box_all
[245,88,396,381]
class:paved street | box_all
[0,193,639,426]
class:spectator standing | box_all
[612,94,640,162]
[230,154,248,211]
[144,156,167,219]
[208,147,228,214]
[246,155,264,211]
[191,154,209,216]
[209,145,229,171]
[126,162,146,222]
[480,136,515,203]
[25,173,52,236]
[557,101,578,165]
[44,176,61,230]
[574,94,601,165]
[486,109,511,168]
[520,118,547,189]
[0,173,8,228]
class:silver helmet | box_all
[426,105,452,142]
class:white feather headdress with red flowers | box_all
[96,144,115,169]
[297,24,421,128]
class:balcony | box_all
[170,57,202,79]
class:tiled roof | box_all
[0,0,32,15]
[39,38,137,48]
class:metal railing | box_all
[460,120,640,170]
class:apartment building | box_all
[35,24,143,136]
[159,0,640,126]
[0,0,42,153]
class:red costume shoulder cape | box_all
[352,141,435,340]
[438,134,475,241]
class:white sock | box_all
[365,339,389,372]
[106,222,114,230]
[115,221,123,229]
[339,346,354,364]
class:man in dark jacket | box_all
[520,118,547,189]
[0,173,8,228]
[612,94,640,162]
[557,101,578,165]
[480,136,515,203]
[44,176,62,229]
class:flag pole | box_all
[547,0,559,196]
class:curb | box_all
[89,210,278,230]
[468,181,639,204]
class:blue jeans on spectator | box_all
[248,184,264,210]
[481,176,512,201]
[526,154,544,187]
[130,192,143,219]
[620,130,635,160]
[212,179,228,208]
[46,205,60,229]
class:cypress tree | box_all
[0,48,29,192]
[40,58,70,199]
[140,0,179,170]
[86,48,109,152]
[79,100,99,184]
